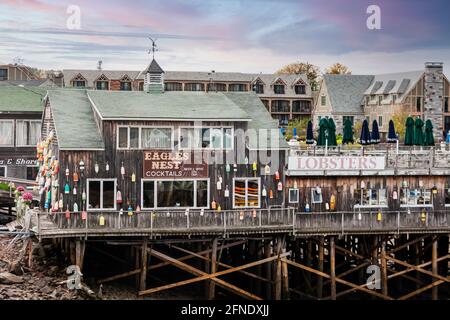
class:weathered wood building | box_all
[39,60,289,215]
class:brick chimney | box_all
[423,62,444,140]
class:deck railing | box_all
[289,145,450,169]
[35,208,449,237]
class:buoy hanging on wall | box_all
[224,186,230,198]
[94,163,99,174]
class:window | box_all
[378,116,383,128]
[16,120,41,146]
[26,166,38,180]
[416,97,422,112]
[117,127,140,149]
[120,81,132,91]
[185,83,204,91]
[273,114,289,126]
[141,127,172,149]
[292,100,311,113]
[165,82,183,91]
[229,84,247,92]
[0,166,6,177]
[321,95,326,106]
[400,188,433,207]
[392,94,397,104]
[179,127,232,150]
[141,179,209,209]
[343,116,354,125]
[74,81,85,88]
[271,100,290,113]
[445,187,450,207]
[0,120,14,146]
[253,83,264,94]
[288,188,299,203]
[354,189,387,208]
[87,179,116,210]
[96,81,109,90]
[311,188,323,204]
[207,83,227,92]
[378,96,383,106]
[138,82,144,91]
[274,84,285,94]
[0,68,8,81]
[295,85,306,94]
[445,97,449,113]
[233,178,260,208]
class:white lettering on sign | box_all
[288,156,385,171]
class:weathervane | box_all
[148,37,158,59]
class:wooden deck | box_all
[33,208,450,239]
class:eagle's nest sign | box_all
[143,151,208,178]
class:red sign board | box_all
[143,151,208,178]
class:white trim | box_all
[117,125,174,150]
[141,178,210,210]
[400,204,433,208]
[232,177,261,209]
[102,117,251,122]
[59,147,105,151]
[178,126,234,150]
[354,205,389,209]
[0,119,14,147]
[0,165,7,177]
[86,178,117,211]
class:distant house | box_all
[313,63,450,141]
[62,61,314,126]
[0,86,45,180]
[0,64,36,82]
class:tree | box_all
[277,62,320,91]
[325,63,351,75]
[286,117,311,140]
[391,111,409,143]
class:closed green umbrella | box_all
[342,118,354,144]
[404,117,414,146]
[327,118,337,146]
[424,119,435,146]
[317,118,328,146]
[413,117,424,146]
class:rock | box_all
[8,261,24,276]
[0,272,24,285]
[40,286,52,294]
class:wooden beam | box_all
[169,244,272,284]
[139,239,148,292]
[282,258,393,300]
[281,248,289,300]
[274,237,283,300]
[399,280,445,300]
[317,236,324,299]
[208,237,218,300]
[264,240,272,299]
[330,236,336,300]
[97,240,246,284]
[431,237,438,300]
[140,250,291,299]
[387,256,450,283]
[381,239,388,297]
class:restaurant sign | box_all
[143,151,208,178]
[288,156,385,171]
[0,158,38,166]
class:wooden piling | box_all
[208,237,218,300]
[431,237,438,300]
[139,239,148,292]
[274,236,283,300]
[317,236,324,299]
[264,240,272,299]
[330,236,336,300]
[381,239,388,297]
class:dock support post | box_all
[274,236,283,300]
[431,236,438,300]
[330,236,336,300]
[139,239,148,293]
[381,239,388,297]
[317,236,324,299]
[264,240,272,299]
[208,237,218,300]
[281,247,290,300]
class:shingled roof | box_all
[0,86,46,112]
[144,59,164,74]
[322,74,374,114]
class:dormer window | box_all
[229,83,247,92]
[252,78,265,94]
[95,74,109,90]
[120,75,132,91]
[71,74,87,88]
[274,84,285,94]
[295,84,306,94]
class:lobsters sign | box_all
[288,156,385,171]
[143,151,208,178]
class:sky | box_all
[1,0,450,75]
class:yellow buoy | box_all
[99,215,105,226]
[377,211,382,221]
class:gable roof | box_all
[63,70,141,87]
[144,59,164,74]
[223,92,289,150]
[87,91,252,121]
[323,74,374,114]
[47,89,104,150]
[0,86,46,112]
